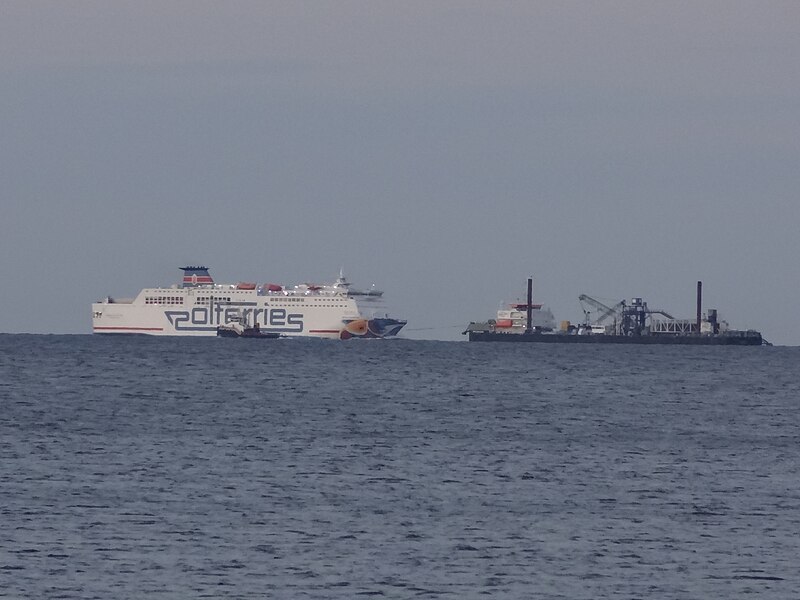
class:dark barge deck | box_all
[466,330,764,345]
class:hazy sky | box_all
[2,2,798,343]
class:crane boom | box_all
[579,294,625,325]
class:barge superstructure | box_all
[92,266,406,339]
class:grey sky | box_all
[2,2,798,343]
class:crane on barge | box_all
[579,294,624,330]
[580,294,678,336]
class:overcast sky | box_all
[2,2,798,344]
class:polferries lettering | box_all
[165,305,303,333]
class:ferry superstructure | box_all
[92,267,407,339]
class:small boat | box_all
[216,315,280,339]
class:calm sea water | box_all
[1,335,799,599]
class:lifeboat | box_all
[236,282,256,290]
[495,319,514,328]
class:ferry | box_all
[92,266,407,339]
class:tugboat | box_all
[216,313,280,339]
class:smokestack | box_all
[526,278,533,334]
[696,281,702,333]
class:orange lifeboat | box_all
[495,319,514,328]
[236,282,256,290]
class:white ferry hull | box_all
[92,268,406,339]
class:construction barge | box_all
[464,280,765,346]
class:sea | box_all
[1,334,799,599]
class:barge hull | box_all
[468,332,763,345]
